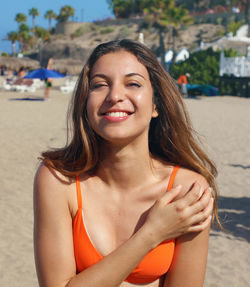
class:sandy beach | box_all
[0,82,249,286]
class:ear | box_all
[152,104,159,118]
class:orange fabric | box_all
[73,166,179,284]
[177,75,188,85]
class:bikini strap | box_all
[75,176,82,209]
[166,166,180,191]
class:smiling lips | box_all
[102,111,132,122]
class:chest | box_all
[81,185,164,256]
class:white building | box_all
[219,47,250,77]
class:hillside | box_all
[39,21,224,67]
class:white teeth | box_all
[106,112,128,117]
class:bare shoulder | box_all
[34,164,78,285]
[34,163,76,215]
[173,167,209,197]
[34,163,70,195]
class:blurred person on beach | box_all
[34,39,219,287]
[0,65,5,76]
[177,73,190,97]
[44,58,53,100]
[17,66,25,78]
[6,68,15,84]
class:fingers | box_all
[189,187,212,215]
[188,211,213,233]
[178,181,205,208]
[169,184,213,234]
[176,187,212,226]
[158,185,183,205]
[189,197,214,227]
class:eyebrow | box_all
[125,73,146,80]
[90,72,146,81]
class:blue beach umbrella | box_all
[24,67,66,80]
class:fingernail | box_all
[209,187,213,193]
[176,185,182,190]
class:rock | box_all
[40,39,92,67]
[38,22,225,67]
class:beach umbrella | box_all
[24,68,66,80]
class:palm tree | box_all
[17,23,31,53]
[44,10,57,30]
[228,0,249,37]
[107,0,143,18]
[236,0,250,37]
[7,31,18,55]
[57,5,75,23]
[29,8,40,31]
[34,26,50,41]
[246,0,250,37]
[143,0,192,66]
[15,13,27,26]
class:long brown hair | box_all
[42,39,220,225]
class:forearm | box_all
[66,226,154,287]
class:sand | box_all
[0,82,249,286]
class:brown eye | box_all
[128,82,141,88]
[90,83,107,90]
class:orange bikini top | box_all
[72,166,179,284]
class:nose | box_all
[105,83,125,103]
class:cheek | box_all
[135,91,154,112]
[135,93,143,103]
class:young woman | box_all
[34,39,218,287]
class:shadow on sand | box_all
[8,97,45,101]
[212,196,250,243]
[229,163,250,170]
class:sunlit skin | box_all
[33,49,213,287]
[87,51,158,147]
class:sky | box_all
[0,0,114,54]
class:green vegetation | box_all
[17,23,31,53]
[44,10,57,30]
[228,20,244,36]
[6,5,74,54]
[5,1,248,58]
[29,8,40,31]
[171,48,220,86]
[119,26,131,38]
[100,26,115,34]
[15,13,27,25]
[144,0,193,65]
[107,1,193,64]
[71,25,91,38]
[1,52,8,57]
[217,26,226,37]
[224,48,239,57]
[107,0,143,18]
[57,5,75,23]
[7,31,18,55]
[107,0,249,37]
[171,47,239,94]
[34,26,50,41]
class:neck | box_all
[96,139,158,191]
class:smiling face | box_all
[86,50,158,145]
